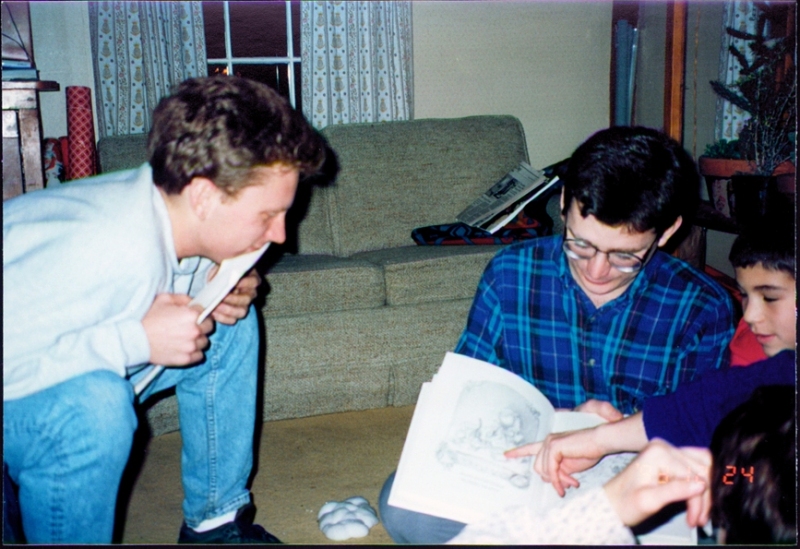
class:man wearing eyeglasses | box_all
[378,126,735,544]
[452,125,733,414]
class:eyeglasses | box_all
[562,228,659,273]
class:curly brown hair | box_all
[147,75,326,195]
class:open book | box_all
[132,243,270,395]
[389,352,697,544]
[455,162,561,233]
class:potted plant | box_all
[700,2,796,225]
[698,139,749,217]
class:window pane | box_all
[230,1,287,58]
[293,62,302,112]
[208,63,228,77]
[232,64,290,99]
[203,2,226,59]
[291,1,300,55]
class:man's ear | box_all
[559,187,566,222]
[657,216,683,247]
[186,177,219,220]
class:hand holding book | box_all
[206,267,261,325]
[141,293,215,367]
[133,243,270,395]
[389,353,697,543]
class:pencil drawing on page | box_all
[435,381,540,489]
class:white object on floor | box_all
[317,496,379,541]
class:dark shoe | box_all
[178,503,281,544]
[4,463,26,544]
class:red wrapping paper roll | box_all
[66,86,97,180]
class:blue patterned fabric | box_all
[411,210,551,246]
[454,235,735,414]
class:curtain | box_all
[89,2,207,138]
[301,1,413,129]
[715,1,758,142]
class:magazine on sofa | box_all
[455,162,560,233]
[389,352,696,544]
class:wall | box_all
[412,1,612,168]
[29,1,97,140]
[30,1,612,171]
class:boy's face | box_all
[199,164,299,263]
[560,198,679,307]
[735,264,796,357]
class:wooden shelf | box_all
[2,80,60,200]
[2,80,60,92]
[694,201,739,234]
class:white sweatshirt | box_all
[3,164,213,401]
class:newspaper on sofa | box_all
[455,162,560,233]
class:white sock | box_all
[192,509,238,533]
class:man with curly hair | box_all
[4,76,326,544]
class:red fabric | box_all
[703,265,743,303]
[66,86,96,180]
[729,317,768,367]
[58,135,70,179]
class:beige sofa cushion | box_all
[354,245,505,307]
[262,255,384,317]
[292,182,336,255]
[320,116,529,257]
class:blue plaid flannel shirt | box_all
[454,235,734,414]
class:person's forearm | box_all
[593,412,648,455]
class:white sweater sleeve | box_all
[448,487,636,545]
[2,166,169,400]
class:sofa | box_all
[97,115,564,437]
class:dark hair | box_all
[710,385,796,544]
[561,126,700,234]
[729,216,796,278]
[148,75,326,195]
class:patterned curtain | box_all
[715,1,758,142]
[89,2,207,137]
[301,1,413,129]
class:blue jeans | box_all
[3,306,259,543]
[378,471,467,544]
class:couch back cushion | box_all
[96,115,530,258]
[320,115,529,257]
[97,134,149,173]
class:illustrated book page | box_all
[389,352,621,524]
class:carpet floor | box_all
[119,405,415,544]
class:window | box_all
[203,1,301,110]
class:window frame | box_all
[206,1,300,109]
